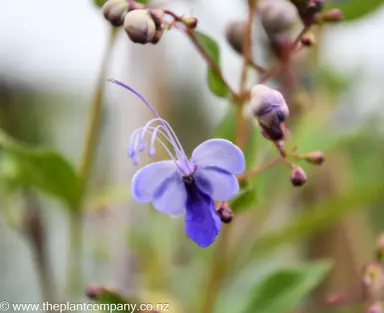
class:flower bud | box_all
[151,28,164,44]
[217,202,233,224]
[102,0,129,27]
[300,32,316,47]
[376,233,384,262]
[367,303,382,313]
[225,20,246,54]
[290,166,307,187]
[304,151,325,165]
[128,1,145,11]
[250,84,289,141]
[183,16,198,29]
[296,0,324,25]
[149,9,164,29]
[124,9,156,44]
[322,9,344,23]
[307,0,324,15]
[258,0,298,37]
[85,284,104,300]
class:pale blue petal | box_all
[152,173,187,217]
[194,166,239,201]
[191,139,245,174]
[131,160,178,202]
[184,184,221,247]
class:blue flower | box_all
[109,79,246,247]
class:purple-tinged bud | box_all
[362,263,384,299]
[250,84,289,139]
[290,0,324,25]
[367,303,382,313]
[150,28,164,44]
[149,9,164,29]
[86,284,104,300]
[322,9,344,23]
[128,1,145,11]
[124,9,156,44]
[377,233,384,261]
[258,0,298,37]
[225,20,247,54]
[300,32,316,47]
[183,16,198,29]
[217,202,233,224]
[102,0,129,27]
[304,151,325,165]
[290,166,307,187]
[307,0,324,15]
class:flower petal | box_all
[131,160,178,202]
[184,184,221,247]
[194,166,239,201]
[152,173,187,217]
[191,139,245,174]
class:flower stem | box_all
[66,27,118,298]
[163,9,240,101]
[201,3,257,313]
[259,26,310,84]
[237,157,282,181]
[236,0,257,149]
[201,224,231,313]
[185,28,240,101]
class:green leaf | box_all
[94,0,149,8]
[246,178,384,261]
[325,0,383,21]
[242,261,332,313]
[0,131,80,209]
[316,66,351,96]
[230,189,258,213]
[92,287,141,313]
[94,0,106,8]
[195,31,228,98]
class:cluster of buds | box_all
[124,9,164,44]
[249,84,326,187]
[225,0,298,55]
[102,0,142,27]
[257,0,298,40]
[102,0,164,44]
[288,0,324,25]
[289,0,343,26]
[102,0,198,45]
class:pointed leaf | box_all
[230,189,258,213]
[242,261,332,313]
[0,131,80,209]
[325,0,383,21]
[195,31,228,98]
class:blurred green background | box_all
[1,0,384,313]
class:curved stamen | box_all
[129,126,176,158]
[129,126,188,174]
[108,79,193,174]
[139,117,186,158]
[149,125,163,157]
